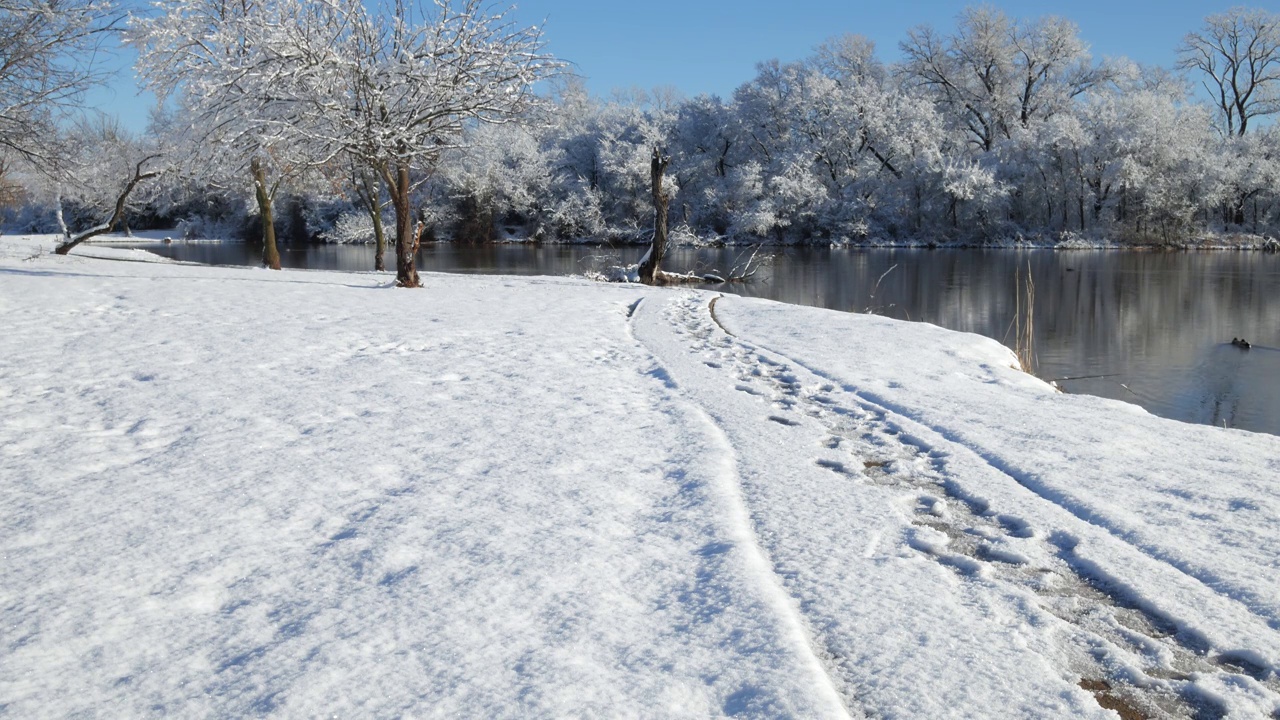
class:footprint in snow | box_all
[815,459,854,476]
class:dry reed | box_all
[1008,260,1037,374]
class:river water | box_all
[123,240,1280,437]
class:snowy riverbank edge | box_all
[66,226,1280,252]
[448,227,1280,251]
[2,234,1278,718]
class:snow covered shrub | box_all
[294,197,348,243]
[323,212,380,244]
[547,186,606,241]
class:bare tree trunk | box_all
[355,169,387,271]
[251,157,282,270]
[382,157,421,288]
[372,207,387,272]
[56,157,160,255]
[639,147,670,285]
[54,187,70,238]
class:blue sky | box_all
[93,0,1280,132]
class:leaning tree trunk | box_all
[382,156,421,288]
[250,157,282,270]
[639,147,670,285]
[56,157,160,256]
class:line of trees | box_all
[2,0,562,287]
[126,0,561,286]
[431,6,1280,249]
[4,3,1280,283]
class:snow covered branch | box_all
[54,154,163,255]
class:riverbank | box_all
[3,234,1279,718]
[476,226,1280,251]
[71,224,1280,251]
[82,234,1280,437]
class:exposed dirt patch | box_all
[1079,679,1149,720]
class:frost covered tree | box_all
[441,122,558,241]
[1179,7,1280,226]
[5,111,166,245]
[56,116,158,233]
[0,0,122,166]
[901,7,1106,152]
[287,0,563,287]
[102,3,1280,250]
[51,117,163,254]
[724,39,953,241]
[731,59,840,239]
[130,0,345,270]
[1076,85,1218,241]
[563,88,679,240]
[1215,131,1275,231]
[1178,7,1280,138]
[667,94,736,232]
[52,155,161,254]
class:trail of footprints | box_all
[667,295,1280,720]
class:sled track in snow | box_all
[665,292,1280,720]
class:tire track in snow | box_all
[622,294,854,718]
[829,381,1280,638]
[637,293,1112,718]
[667,292,1280,720]
[733,319,1280,646]
[710,300,1280,637]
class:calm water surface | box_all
[126,240,1280,437]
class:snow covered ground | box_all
[2,234,1279,718]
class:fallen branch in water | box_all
[864,263,898,314]
[724,245,770,282]
[585,243,772,286]
[653,244,772,285]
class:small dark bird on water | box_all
[1231,338,1252,349]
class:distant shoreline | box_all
[82,231,1280,252]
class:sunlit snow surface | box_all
[2,235,1278,718]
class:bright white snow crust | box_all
[2,235,1279,718]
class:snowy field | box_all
[2,234,1279,719]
